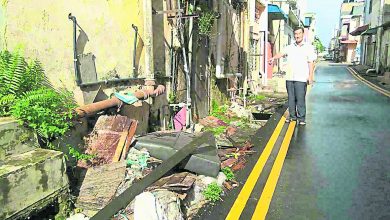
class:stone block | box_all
[134,132,220,177]
[380,72,390,84]
[0,149,69,219]
[0,117,37,160]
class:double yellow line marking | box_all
[347,67,390,98]
[226,117,296,220]
[251,122,296,219]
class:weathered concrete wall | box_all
[380,28,390,71]
[0,0,167,91]
[0,117,37,160]
[0,149,69,219]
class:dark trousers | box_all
[286,80,307,121]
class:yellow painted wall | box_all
[0,0,150,91]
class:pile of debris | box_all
[67,100,282,220]
[67,116,231,219]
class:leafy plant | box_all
[313,37,325,53]
[211,100,228,117]
[248,94,266,102]
[68,145,95,161]
[168,92,176,104]
[10,88,76,143]
[222,167,235,181]
[196,4,217,37]
[0,50,47,116]
[210,100,233,123]
[202,182,223,202]
[205,126,226,136]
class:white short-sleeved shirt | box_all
[282,42,317,82]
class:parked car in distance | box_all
[323,54,333,61]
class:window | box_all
[369,0,373,13]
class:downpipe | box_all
[68,13,81,86]
[132,24,138,74]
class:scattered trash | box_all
[229,102,253,120]
[66,213,90,220]
[199,116,228,128]
[126,148,150,170]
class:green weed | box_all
[202,182,223,202]
[67,145,95,161]
[221,167,235,181]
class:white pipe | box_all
[366,68,376,74]
[143,0,154,82]
[263,2,269,86]
[216,1,226,79]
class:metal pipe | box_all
[75,85,165,118]
[132,24,138,74]
[68,13,81,85]
[79,77,145,87]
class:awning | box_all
[340,40,358,44]
[268,4,287,20]
[362,27,379,35]
[350,24,369,36]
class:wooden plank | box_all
[112,131,128,162]
[120,120,138,161]
[90,132,214,220]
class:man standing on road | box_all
[268,26,317,125]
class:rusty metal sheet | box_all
[79,116,135,167]
[148,172,197,192]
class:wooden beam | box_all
[112,131,128,162]
[120,120,138,161]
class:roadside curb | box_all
[347,67,390,98]
[193,104,288,219]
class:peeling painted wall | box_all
[0,0,160,91]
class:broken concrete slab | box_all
[225,126,257,147]
[76,161,127,217]
[183,176,209,219]
[215,134,234,147]
[134,191,184,220]
[152,190,184,220]
[0,117,37,160]
[134,132,220,177]
[0,149,69,220]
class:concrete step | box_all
[0,117,37,160]
[0,148,69,219]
